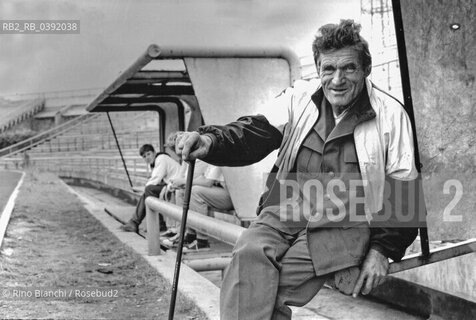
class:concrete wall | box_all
[392,0,476,304]
[401,0,475,240]
[185,57,293,219]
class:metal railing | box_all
[145,198,245,256]
[0,113,100,157]
[145,196,476,277]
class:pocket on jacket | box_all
[341,224,370,259]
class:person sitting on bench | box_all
[163,164,234,251]
[121,143,180,233]
[159,158,209,238]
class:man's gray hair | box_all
[312,19,372,69]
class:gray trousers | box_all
[220,223,327,320]
[178,185,234,240]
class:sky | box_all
[0,0,361,96]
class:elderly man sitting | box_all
[175,20,419,320]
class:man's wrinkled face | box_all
[318,47,370,110]
[142,150,155,165]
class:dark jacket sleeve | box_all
[370,227,417,261]
[369,177,422,261]
[197,114,283,167]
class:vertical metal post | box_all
[106,112,133,188]
[391,0,430,258]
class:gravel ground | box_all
[0,169,208,320]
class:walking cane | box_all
[168,159,195,320]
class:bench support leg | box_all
[146,205,161,256]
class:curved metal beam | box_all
[147,44,301,84]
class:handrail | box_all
[146,197,476,274]
[0,113,100,158]
[145,198,244,255]
[147,198,244,245]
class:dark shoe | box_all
[183,239,210,252]
[120,221,138,232]
[183,233,197,246]
[160,229,177,238]
[160,224,168,232]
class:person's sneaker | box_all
[120,221,138,232]
[183,239,210,252]
[162,234,180,248]
[162,233,197,248]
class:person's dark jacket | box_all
[198,114,419,262]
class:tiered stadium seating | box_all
[0,98,45,133]
[0,110,163,193]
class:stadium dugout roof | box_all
[86,44,300,116]
[85,44,301,219]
